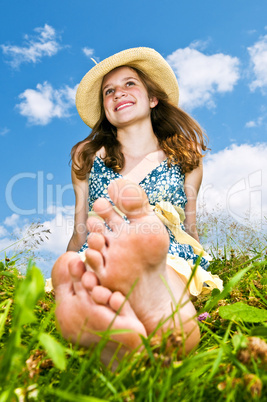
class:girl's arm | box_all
[67,167,89,252]
[183,160,203,242]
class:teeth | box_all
[116,103,133,111]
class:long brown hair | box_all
[71,66,208,179]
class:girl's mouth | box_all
[115,102,134,111]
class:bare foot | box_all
[52,251,147,363]
[85,179,200,352]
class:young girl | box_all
[52,47,222,363]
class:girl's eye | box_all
[105,88,114,96]
[126,81,135,87]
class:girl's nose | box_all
[114,86,126,100]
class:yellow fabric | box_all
[153,201,223,296]
[166,254,223,296]
[153,201,211,260]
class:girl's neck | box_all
[117,121,159,158]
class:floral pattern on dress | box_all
[79,156,209,270]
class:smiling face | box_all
[101,66,158,129]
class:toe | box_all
[87,232,106,251]
[69,257,86,282]
[108,291,135,317]
[108,179,152,219]
[91,285,113,305]
[69,257,89,295]
[82,270,100,291]
[52,252,81,289]
[85,248,105,277]
[108,291,148,339]
[87,215,106,234]
[93,197,126,231]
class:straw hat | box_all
[76,47,179,128]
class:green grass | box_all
[0,250,267,402]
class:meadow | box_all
[0,223,267,402]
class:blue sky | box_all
[1,0,267,277]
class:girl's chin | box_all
[108,115,150,128]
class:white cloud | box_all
[166,44,240,110]
[82,47,94,57]
[245,121,257,128]
[199,144,267,228]
[248,34,267,92]
[1,24,61,68]
[38,210,74,255]
[245,105,267,129]
[0,127,10,136]
[247,29,257,35]
[0,226,8,237]
[245,115,264,128]
[4,213,20,226]
[188,39,210,51]
[0,237,12,253]
[16,82,78,125]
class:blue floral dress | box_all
[79,156,209,270]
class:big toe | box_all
[108,179,152,219]
[69,255,87,282]
[52,251,81,289]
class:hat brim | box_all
[76,47,179,128]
